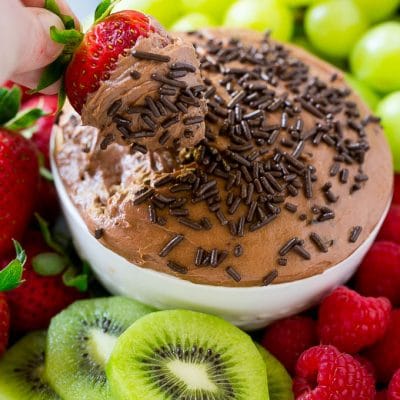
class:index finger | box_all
[21,0,81,29]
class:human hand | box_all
[0,0,79,94]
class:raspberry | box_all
[388,369,400,400]
[293,345,376,400]
[377,205,400,244]
[394,174,400,205]
[366,310,400,383]
[261,316,318,374]
[354,354,376,378]
[356,241,400,306]
[318,286,391,353]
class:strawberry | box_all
[21,95,60,222]
[23,95,58,168]
[0,87,43,257]
[0,294,9,356]
[65,10,155,113]
[34,1,157,113]
[5,230,85,333]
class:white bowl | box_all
[51,146,390,330]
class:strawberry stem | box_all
[0,241,27,292]
[94,0,123,24]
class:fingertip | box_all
[15,7,65,75]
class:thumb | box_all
[14,7,65,75]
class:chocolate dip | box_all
[55,29,393,287]
[82,25,207,153]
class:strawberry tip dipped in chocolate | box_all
[37,0,207,153]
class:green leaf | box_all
[35,213,65,255]
[31,57,67,94]
[32,252,68,276]
[45,0,76,30]
[57,81,66,112]
[5,108,47,131]
[62,266,89,292]
[0,87,21,125]
[94,0,122,23]
[0,240,26,292]
[40,166,54,182]
[50,26,83,50]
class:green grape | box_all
[305,0,368,59]
[171,13,216,31]
[113,0,184,28]
[353,0,400,23]
[351,22,400,94]
[181,0,234,23]
[284,0,318,7]
[223,0,294,42]
[377,92,400,172]
[344,73,380,111]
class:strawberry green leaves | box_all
[94,0,122,23]
[0,87,45,130]
[0,241,26,292]
[32,253,68,276]
[0,87,21,125]
[35,214,91,292]
[32,0,84,106]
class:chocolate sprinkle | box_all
[262,269,278,286]
[226,266,241,282]
[94,228,104,239]
[159,234,184,257]
[132,50,171,63]
[167,261,188,274]
[349,225,362,243]
[309,232,328,253]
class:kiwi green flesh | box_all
[46,296,156,400]
[0,331,60,400]
[256,344,293,400]
[107,310,269,400]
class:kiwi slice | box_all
[256,344,293,400]
[46,296,156,400]
[0,331,60,399]
[107,309,269,400]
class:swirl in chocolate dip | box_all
[55,28,393,287]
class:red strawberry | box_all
[356,241,400,306]
[318,286,391,354]
[388,369,400,400]
[365,309,400,384]
[21,95,60,222]
[293,345,376,400]
[65,10,156,113]
[23,95,58,168]
[261,316,318,375]
[0,131,39,257]
[377,205,400,245]
[0,294,10,356]
[5,231,85,333]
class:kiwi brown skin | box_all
[0,331,60,400]
[107,309,269,400]
[46,296,156,400]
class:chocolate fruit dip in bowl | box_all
[52,28,393,330]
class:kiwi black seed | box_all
[0,331,60,399]
[107,309,268,400]
[46,296,156,400]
